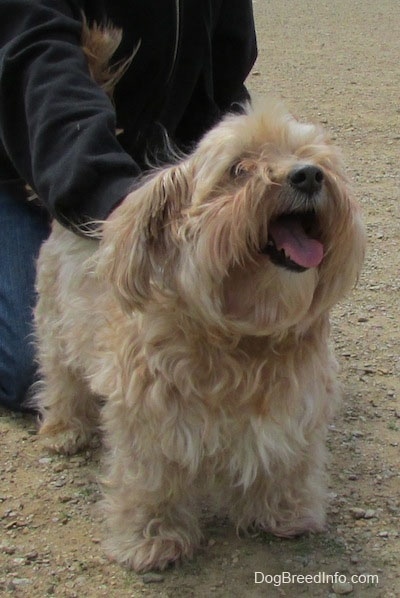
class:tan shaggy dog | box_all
[34,98,366,572]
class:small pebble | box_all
[10,578,32,587]
[53,463,67,473]
[364,509,376,519]
[350,508,365,520]
[25,550,38,561]
[13,557,26,565]
[142,572,165,584]
[0,543,16,555]
[332,581,354,595]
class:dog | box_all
[34,98,366,572]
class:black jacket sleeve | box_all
[0,0,139,228]
[213,0,257,110]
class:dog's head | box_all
[99,99,365,338]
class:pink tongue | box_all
[269,217,324,269]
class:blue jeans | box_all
[0,182,50,412]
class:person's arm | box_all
[212,0,257,111]
[0,0,140,230]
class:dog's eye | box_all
[230,162,242,178]
[230,161,250,179]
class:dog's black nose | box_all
[289,165,324,194]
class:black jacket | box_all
[0,0,257,228]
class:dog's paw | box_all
[39,422,95,455]
[260,516,325,538]
[108,535,196,572]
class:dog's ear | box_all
[97,163,191,311]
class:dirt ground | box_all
[1,1,399,596]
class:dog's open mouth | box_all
[261,212,324,272]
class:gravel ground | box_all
[1,1,399,596]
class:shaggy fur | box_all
[34,99,366,572]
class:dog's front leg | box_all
[37,366,99,455]
[101,393,203,571]
[229,428,328,538]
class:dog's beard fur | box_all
[34,99,366,572]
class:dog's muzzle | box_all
[262,165,325,272]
